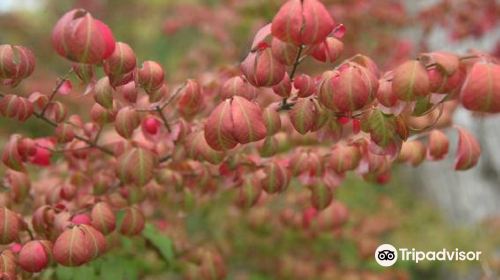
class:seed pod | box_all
[28,92,48,113]
[204,99,238,151]
[91,202,116,235]
[0,208,20,244]
[137,60,164,94]
[293,74,316,98]
[71,214,91,225]
[204,97,267,150]
[178,79,203,120]
[119,207,145,236]
[79,224,107,258]
[311,37,344,63]
[117,147,156,186]
[2,135,25,172]
[460,62,500,113]
[241,46,286,87]
[376,77,397,107]
[60,183,77,200]
[185,131,225,165]
[258,136,279,157]
[272,73,292,98]
[271,38,299,65]
[52,9,115,64]
[261,161,289,194]
[398,141,426,167]
[0,94,34,122]
[236,176,262,208]
[455,127,481,171]
[427,130,449,161]
[0,45,36,86]
[318,64,374,112]
[290,151,323,176]
[220,76,257,100]
[53,226,93,266]
[328,144,362,173]
[271,0,334,45]
[310,184,333,210]
[94,77,114,109]
[18,240,52,273]
[55,123,75,143]
[44,101,68,123]
[4,170,30,203]
[230,96,267,144]
[392,60,430,101]
[115,106,140,138]
[262,106,281,136]
[289,98,318,135]
[117,81,138,104]
[90,103,116,124]
[104,42,136,87]
[72,63,95,84]
[141,116,161,135]
[0,249,16,279]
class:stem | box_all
[278,45,305,111]
[40,68,74,117]
[26,228,34,240]
[155,105,171,133]
[32,111,114,156]
[158,154,172,163]
[289,45,305,80]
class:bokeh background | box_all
[1,0,499,279]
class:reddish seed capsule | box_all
[261,161,289,194]
[0,44,36,86]
[0,94,34,122]
[318,64,376,112]
[53,226,93,266]
[119,207,145,236]
[91,202,116,235]
[104,42,137,87]
[71,214,91,225]
[392,60,430,101]
[240,46,286,87]
[293,74,316,98]
[0,208,20,244]
[220,76,257,101]
[116,147,156,187]
[115,106,140,138]
[311,37,344,63]
[178,79,204,120]
[137,60,164,94]
[142,116,161,135]
[18,240,52,273]
[271,0,335,46]
[51,9,115,64]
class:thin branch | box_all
[40,68,74,116]
[32,111,115,156]
[155,105,171,133]
[278,45,305,111]
[25,228,34,240]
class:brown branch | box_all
[40,68,74,117]
[278,45,305,111]
[32,111,114,156]
[155,105,171,133]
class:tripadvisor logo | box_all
[374,244,482,267]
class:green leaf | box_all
[362,109,398,148]
[142,223,174,265]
